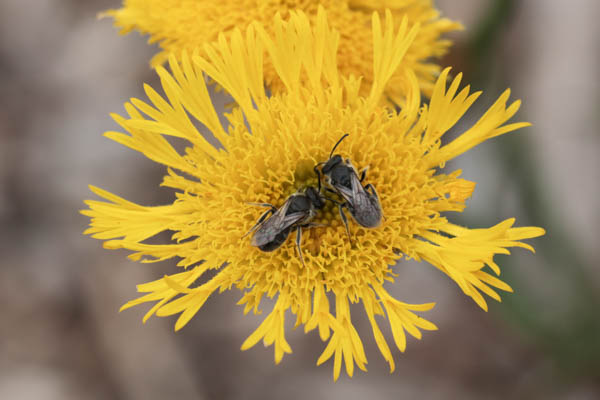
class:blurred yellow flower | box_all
[83,10,544,380]
[104,0,461,103]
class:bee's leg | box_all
[242,208,275,238]
[246,202,276,209]
[323,195,341,206]
[314,163,324,193]
[364,183,378,201]
[303,222,329,228]
[322,196,351,241]
[338,204,352,243]
[295,226,305,267]
[326,196,352,243]
[359,166,370,182]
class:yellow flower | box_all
[83,10,544,380]
[104,0,461,103]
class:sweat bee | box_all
[244,186,325,266]
[314,134,383,240]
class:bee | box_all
[244,186,325,266]
[314,133,383,240]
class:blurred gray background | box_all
[0,0,598,399]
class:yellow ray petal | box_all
[414,220,544,309]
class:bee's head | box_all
[322,154,343,175]
[305,186,325,209]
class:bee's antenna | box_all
[329,133,349,158]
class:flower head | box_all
[105,0,461,103]
[83,9,544,380]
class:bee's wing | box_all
[334,170,365,210]
[349,172,382,227]
[272,198,292,226]
[251,200,307,247]
[333,182,354,206]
